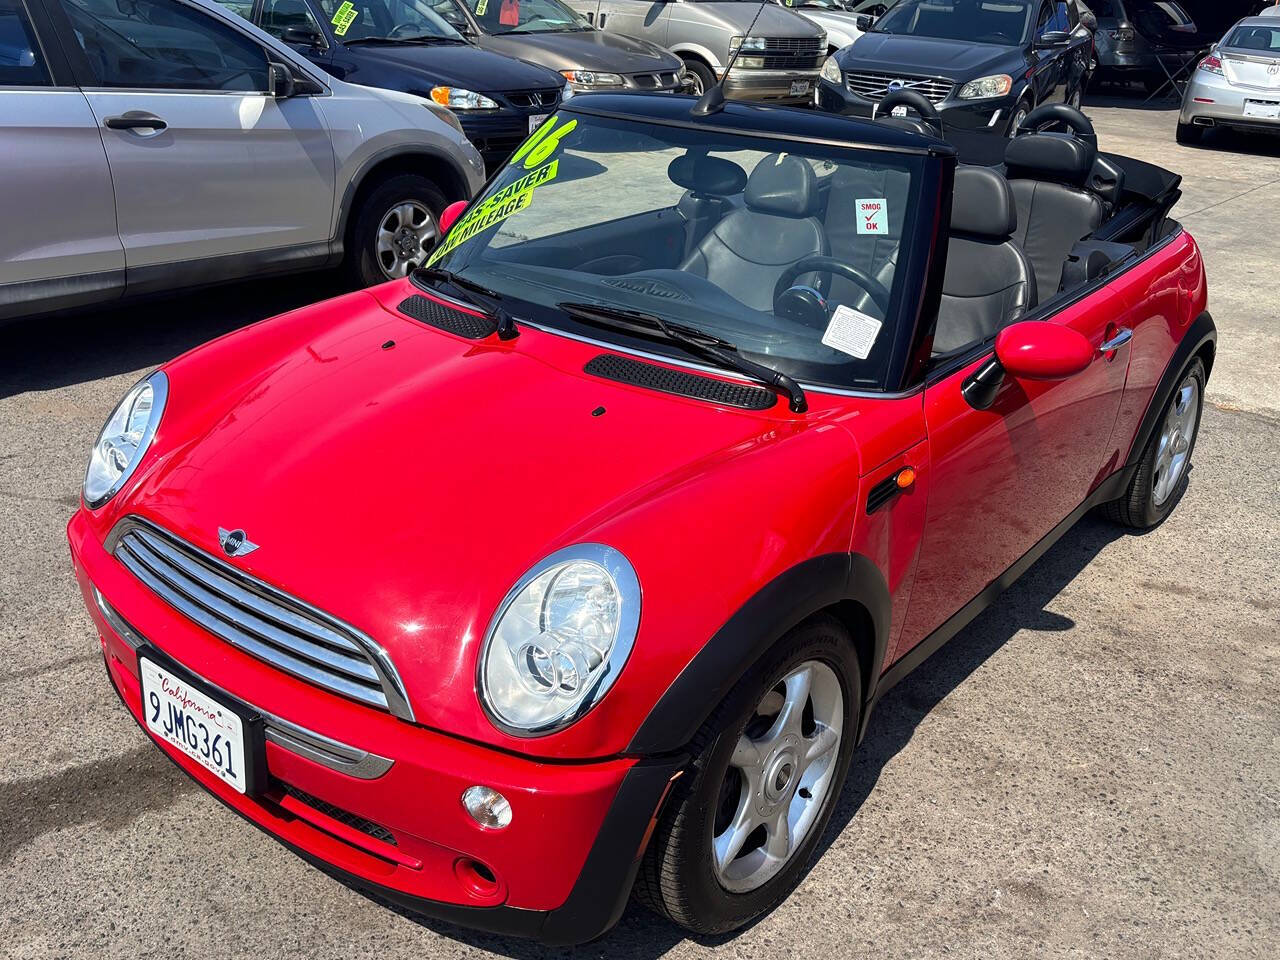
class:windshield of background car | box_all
[874,0,1036,45]
[453,0,589,33]
[426,112,926,392]
[314,0,464,40]
[1225,23,1280,50]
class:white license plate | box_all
[140,657,249,793]
[790,80,810,96]
[1244,100,1280,119]
[528,113,550,133]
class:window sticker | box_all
[331,1,359,35]
[821,304,883,360]
[427,159,562,263]
[475,0,488,13]
[855,198,888,235]
[499,0,519,26]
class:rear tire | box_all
[635,615,861,936]
[346,174,446,287]
[681,59,715,99]
[1176,121,1204,145]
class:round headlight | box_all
[478,544,640,736]
[83,371,168,509]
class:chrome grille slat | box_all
[760,37,825,53]
[844,71,954,105]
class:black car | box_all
[817,0,1093,136]
[222,0,569,169]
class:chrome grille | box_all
[845,71,955,105]
[109,519,412,719]
[760,37,825,54]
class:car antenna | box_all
[691,0,772,116]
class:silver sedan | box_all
[1178,15,1280,144]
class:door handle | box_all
[1099,327,1133,353]
[105,113,167,131]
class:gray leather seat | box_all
[822,163,911,317]
[1005,133,1104,298]
[935,166,1037,355]
[679,154,826,312]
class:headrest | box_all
[744,153,819,218]
[667,152,747,197]
[951,165,1017,239]
[1005,132,1097,187]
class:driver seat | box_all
[678,153,826,311]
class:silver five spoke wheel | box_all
[375,201,438,279]
[1152,373,1200,506]
[712,660,843,893]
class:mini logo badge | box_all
[217,527,259,558]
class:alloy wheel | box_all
[375,200,438,279]
[1008,106,1029,138]
[711,660,844,893]
[1152,373,1200,506]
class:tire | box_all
[345,174,447,287]
[1176,121,1204,146]
[1103,357,1205,529]
[635,615,861,936]
[681,59,715,99]
[1007,99,1032,138]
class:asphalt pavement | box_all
[1,96,1277,960]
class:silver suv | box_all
[566,0,826,104]
[0,0,485,323]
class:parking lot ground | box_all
[1,100,1277,960]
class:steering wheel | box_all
[1016,102,1097,147]
[389,23,425,37]
[773,257,892,328]
[875,89,944,138]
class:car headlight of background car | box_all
[83,371,167,509]
[821,55,843,85]
[561,70,625,91]
[957,74,1013,100]
[478,544,640,735]
[729,35,768,53]
[430,86,499,111]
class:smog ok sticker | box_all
[331,1,358,35]
[822,305,883,361]
[855,198,888,235]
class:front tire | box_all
[681,59,715,99]
[346,174,446,287]
[635,616,861,936]
[1007,99,1031,138]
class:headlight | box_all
[84,371,167,509]
[560,70,625,89]
[729,35,768,52]
[430,87,499,111]
[478,544,641,735]
[821,55,843,85]
[957,74,1013,100]
[561,78,574,101]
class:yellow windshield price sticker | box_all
[476,0,489,14]
[331,1,359,36]
[427,159,561,264]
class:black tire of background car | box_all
[1175,121,1204,146]
[346,174,446,288]
[1007,98,1033,138]
[681,59,716,99]
[634,615,862,936]
[1103,357,1205,529]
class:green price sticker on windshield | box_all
[331,1,359,36]
[475,0,489,14]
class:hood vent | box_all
[398,295,496,339]
[584,353,775,410]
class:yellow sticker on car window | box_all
[476,0,489,14]
[331,1,359,36]
[427,159,561,263]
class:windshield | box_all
[313,0,464,41]
[447,0,588,34]
[426,111,925,392]
[873,0,1036,45]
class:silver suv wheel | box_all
[375,200,438,279]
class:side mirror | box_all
[268,62,295,98]
[282,26,325,47]
[439,200,468,234]
[962,321,1093,410]
[1036,29,1072,47]
[856,13,875,30]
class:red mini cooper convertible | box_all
[69,93,1213,943]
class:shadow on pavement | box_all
[1084,91,1280,158]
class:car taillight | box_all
[1198,54,1224,76]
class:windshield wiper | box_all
[557,301,807,413]
[343,35,465,45]
[414,267,519,340]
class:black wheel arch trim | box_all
[1124,310,1215,472]
[335,145,472,247]
[626,553,892,756]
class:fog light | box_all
[461,785,512,829]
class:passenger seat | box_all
[1005,133,1104,298]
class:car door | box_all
[891,284,1131,662]
[596,0,668,46]
[0,0,124,317]
[46,0,336,288]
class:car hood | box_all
[670,2,825,37]
[344,41,563,92]
[128,288,855,750]
[476,28,681,73]
[839,32,1018,81]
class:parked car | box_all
[1178,15,1280,144]
[71,90,1215,942]
[219,0,571,172]
[778,0,864,53]
[0,0,484,322]
[1090,0,1203,90]
[817,0,1093,136]
[426,0,686,95]
[564,0,827,103]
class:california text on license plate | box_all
[529,113,550,133]
[790,80,810,96]
[1244,100,1280,119]
[140,657,249,793]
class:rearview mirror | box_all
[962,321,1092,409]
[439,200,468,234]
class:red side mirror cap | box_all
[439,200,468,235]
[995,321,1093,381]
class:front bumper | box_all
[1180,70,1280,132]
[458,108,557,173]
[68,510,681,944]
[724,67,821,105]
[815,77,1014,133]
